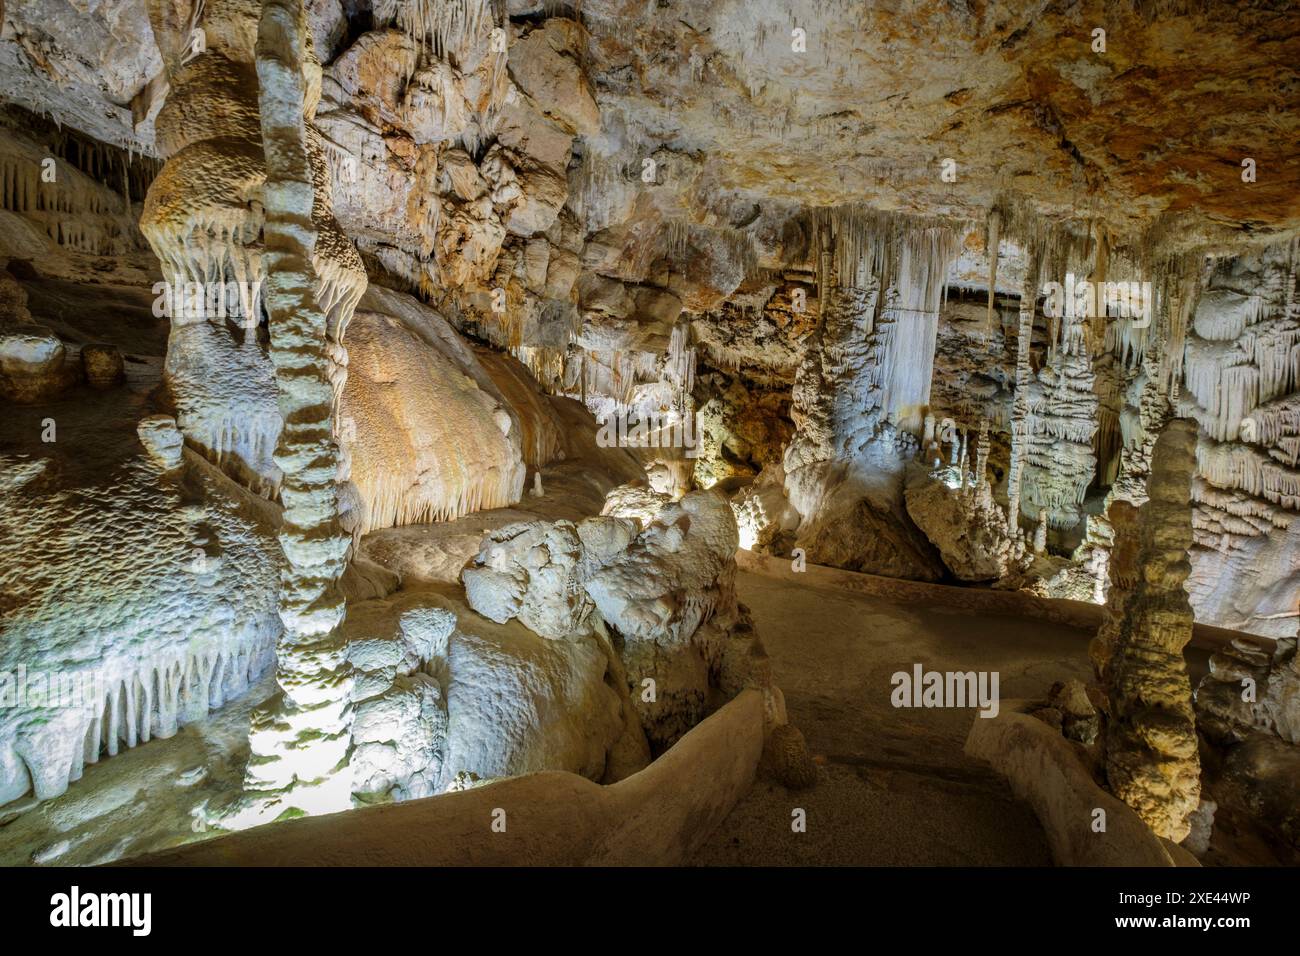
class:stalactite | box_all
[141,0,366,495]
[0,121,151,257]
[662,220,759,283]
[2,633,275,802]
[985,208,1000,341]
[666,319,697,411]
[373,0,495,61]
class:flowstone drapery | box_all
[1183,245,1300,637]
[141,0,365,496]
[778,215,955,579]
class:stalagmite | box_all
[905,412,1026,583]
[1097,418,1202,841]
[237,0,355,822]
[1005,248,1040,539]
[1021,294,1099,534]
[1033,510,1048,554]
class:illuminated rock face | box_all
[141,0,365,496]
[778,222,954,581]
[339,287,530,536]
[461,489,783,752]
[905,424,1025,583]
[0,449,280,805]
[1182,246,1300,638]
[345,586,637,802]
[462,520,596,640]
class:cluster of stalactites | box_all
[662,220,760,284]
[985,202,1216,406]
[1181,240,1300,523]
[810,205,957,302]
[512,344,568,394]
[0,128,150,257]
[353,462,523,535]
[374,0,496,61]
[148,210,266,326]
[804,206,960,437]
[370,0,511,155]
[666,321,696,411]
[8,633,275,802]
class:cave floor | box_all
[0,559,1253,867]
[689,571,1095,866]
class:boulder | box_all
[442,629,624,785]
[351,673,447,801]
[462,520,594,640]
[905,477,1021,582]
[0,325,74,402]
[81,343,125,388]
[137,415,185,469]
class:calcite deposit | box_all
[0,0,1297,870]
[1096,419,1202,842]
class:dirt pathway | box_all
[690,571,1099,865]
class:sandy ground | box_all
[689,572,1099,865]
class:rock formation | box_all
[778,215,954,580]
[2,0,1298,870]
[1183,245,1300,637]
[237,0,356,822]
[905,421,1026,582]
[1096,418,1202,842]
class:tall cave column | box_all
[1097,417,1202,841]
[1020,301,1100,536]
[237,0,354,819]
[1004,251,1041,538]
[1078,349,1172,598]
[783,280,882,483]
[780,250,884,541]
[780,217,955,580]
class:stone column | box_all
[236,0,355,822]
[1100,417,1201,841]
[1005,250,1040,538]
